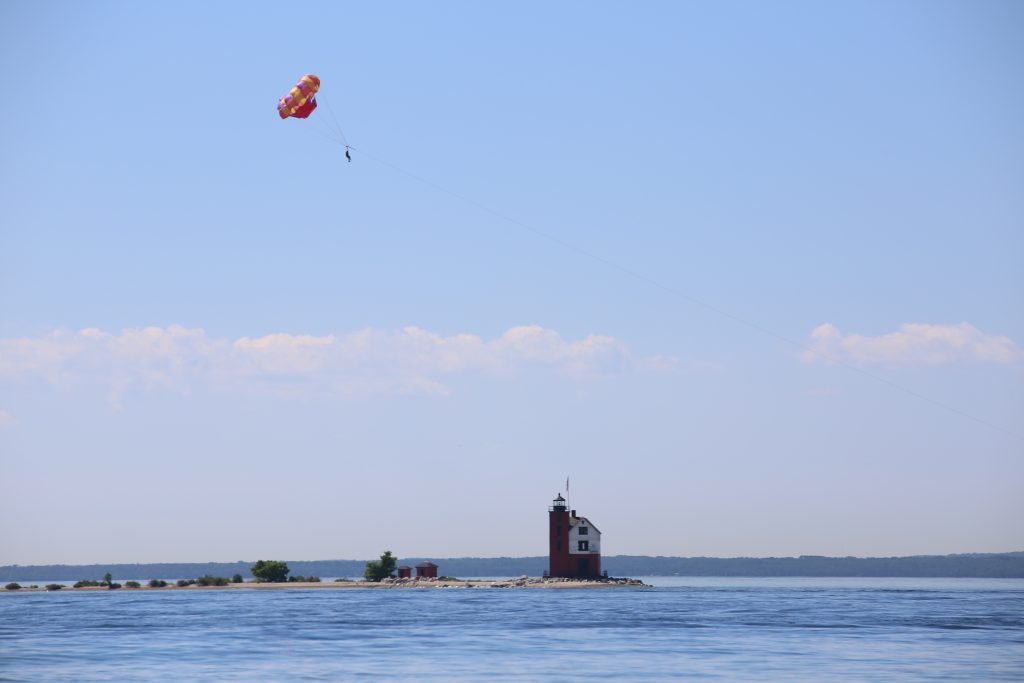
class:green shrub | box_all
[364,550,397,582]
[108,582,122,589]
[45,584,63,591]
[73,579,104,588]
[176,579,192,587]
[231,574,244,583]
[5,582,21,590]
[251,560,290,583]
[148,579,168,588]
[195,575,230,587]
[125,581,141,588]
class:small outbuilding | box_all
[415,562,438,578]
[396,565,412,579]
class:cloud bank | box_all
[0,324,650,398]
[802,322,1023,366]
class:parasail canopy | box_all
[278,74,320,119]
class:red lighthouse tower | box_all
[548,493,602,578]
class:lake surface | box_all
[1,578,1022,681]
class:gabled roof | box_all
[416,561,438,568]
[570,515,601,535]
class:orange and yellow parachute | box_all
[278,74,320,119]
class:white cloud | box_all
[0,324,657,399]
[802,322,1024,366]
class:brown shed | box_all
[396,565,412,579]
[415,562,438,578]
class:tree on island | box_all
[250,560,290,583]
[364,551,397,582]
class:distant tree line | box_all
[601,553,1024,578]
[3,552,1022,581]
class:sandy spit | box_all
[3,577,650,593]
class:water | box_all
[1,578,1022,681]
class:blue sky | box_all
[1,1,1021,565]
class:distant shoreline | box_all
[3,552,1022,582]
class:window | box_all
[578,526,588,535]
[578,540,589,552]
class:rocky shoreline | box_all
[377,576,649,589]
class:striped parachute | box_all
[278,74,320,119]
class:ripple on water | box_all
[1,580,1022,681]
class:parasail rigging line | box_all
[322,98,350,148]
[308,111,346,146]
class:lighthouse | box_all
[548,493,602,578]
